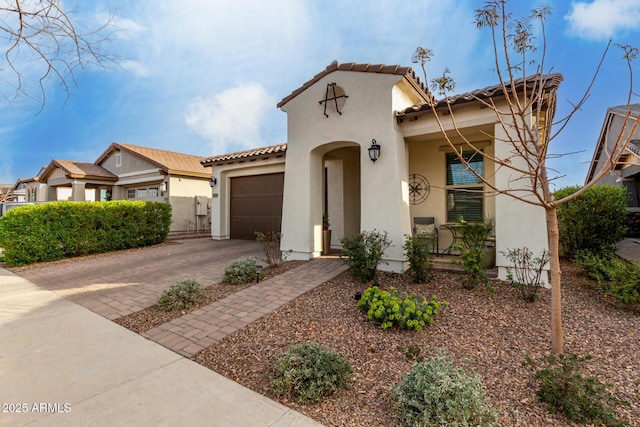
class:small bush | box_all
[256,231,283,266]
[452,217,494,289]
[504,247,549,302]
[524,353,630,426]
[555,185,627,258]
[575,252,640,309]
[271,343,353,403]
[356,286,446,331]
[393,349,500,427]
[157,279,204,311]
[403,233,435,283]
[223,257,258,285]
[340,229,391,283]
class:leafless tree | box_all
[417,0,638,354]
[0,0,116,110]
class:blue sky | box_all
[1,0,639,190]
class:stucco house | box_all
[586,104,640,204]
[204,61,558,279]
[39,143,213,234]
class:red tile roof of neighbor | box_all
[201,144,287,166]
[96,143,211,178]
[397,73,564,118]
[277,60,429,109]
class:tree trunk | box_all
[546,206,563,354]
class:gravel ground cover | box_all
[191,260,639,427]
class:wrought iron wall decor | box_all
[319,82,348,117]
[408,173,430,205]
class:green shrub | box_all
[524,353,629,426]
[575,252,640,308]
[503,247,549,302]
[356,286,446,331]
[340,229,391,283]
[223,257,258,284]
[157,279,204,311]
[452,217,494,289]
[403,234,435,283]
[393,349,499,427]
[271,343,352,403]
[555,185,627,258]
[0,201,171,266]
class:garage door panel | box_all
[230,173,284,240]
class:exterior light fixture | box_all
[255,264,263,283]
[209,176,217,187]
[368,139,381,163]
[162,181,168,193]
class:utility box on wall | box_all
[195,196,208,216]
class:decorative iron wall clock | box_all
[409,173,430,205]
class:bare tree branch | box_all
[0,0,117,111]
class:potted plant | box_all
[322,213,331,255]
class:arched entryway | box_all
[321,143,361,250]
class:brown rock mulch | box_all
[193,260,640,427]
[113,260,307,334]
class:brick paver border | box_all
[143,258,348,357]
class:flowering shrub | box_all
[356,286,447,331]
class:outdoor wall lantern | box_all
[368,139,381,163]
[209,176,217,187]
[255,264,263,283]
[162,181,168,193]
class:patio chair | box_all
[412,217,439,256]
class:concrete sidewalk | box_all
[0,268,323,427]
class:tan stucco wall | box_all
[101,149,157,176]
[280,71,419,270]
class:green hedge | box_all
[555,185,627,258]
[0,201,171,266]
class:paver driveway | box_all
[13,238,265,320]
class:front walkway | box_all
[144,258,348,357]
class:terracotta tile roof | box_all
[41,160,118,182]
[397,73,564,118]
[96,143,211,178]
[201,144,287,166]
[277,60,428,109]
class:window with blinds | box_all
[446,150,484,222]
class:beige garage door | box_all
[230,173,284,240]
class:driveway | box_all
[12,238,265,320]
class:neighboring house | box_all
[203,61,558,279]
[4,179,27,202]
[40,160,118,202]
[585,104,640,206]
[38,143,212,234]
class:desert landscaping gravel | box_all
[189,261,639,427]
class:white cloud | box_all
[566,0,640,40]
[185,82,275,154]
